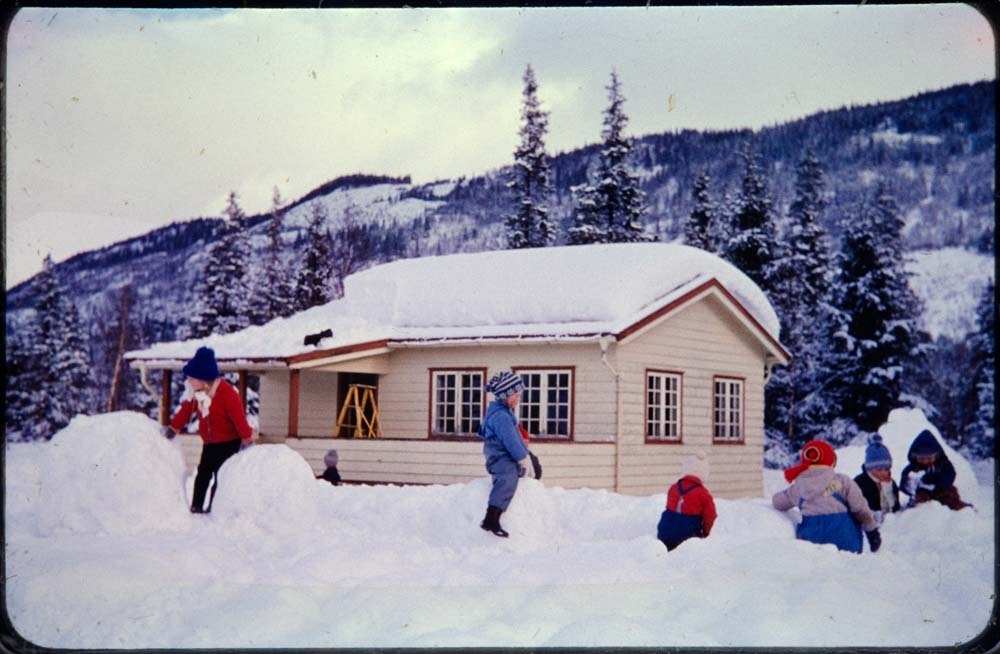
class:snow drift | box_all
[3,409,994,649]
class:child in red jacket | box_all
[161,347,255,513]
[656,454,717,551]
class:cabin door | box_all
[336,372,379,438]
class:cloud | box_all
[5,5,994,288]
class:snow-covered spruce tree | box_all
[506,64,556,249]
[828,183,925,435]
[249,187,296,323]
[568,70,655,245]
[765,148,838,453]
[190,192,252,338]
[5,324,41,441]
[721,140,780,289]
[684,170,715,251]
[294,200,337,311]
[6,255,98,440]
[963,278,995,459]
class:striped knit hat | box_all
[486,371,525,401]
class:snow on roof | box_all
[126,243,784,366]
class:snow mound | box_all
[5,411,189,537]
[212,443,323,530]
[836,408,983,507]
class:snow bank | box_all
[4,412,189,537]
[4,409,994,649]
[837,408,984,507]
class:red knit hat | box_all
[784,440,837,482]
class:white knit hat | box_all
[681,452,710,481]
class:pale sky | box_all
[4,4,995,289]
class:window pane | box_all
[517,369,571,439]
[433,371,483,436]
[647,372,681,441]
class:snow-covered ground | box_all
[4,409,994,649]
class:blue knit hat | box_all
[486,371,525,400]
[863,434,893,471]
[182,346,220,381]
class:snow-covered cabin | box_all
[126,242,789,498]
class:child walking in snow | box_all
[772,440,881,554]
[852,434,900,525]
[477,371,532,538]
[656,453,717,551]
[900,429,971,510]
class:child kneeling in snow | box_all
[852,434,900,525]
[772,440,881,554]
[656,454,717,551]
[900,429,971,511]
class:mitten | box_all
[160,425,175,439]
[901,470,924,495]
[529,451,543,480]
[865,528,882,553]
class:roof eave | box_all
[615,277,791,365]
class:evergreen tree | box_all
[569,70,655,245]
[721,140,780,289]
[829,183,925,434]
[964,279,994,458]
[684,170,715,251]
[6,255,97,441]
[5,324,41,441]
[190,192,252,338]
[294,201,336,311]
[250,187,296,323]
[765,148,837,451]
[506,64,556,249]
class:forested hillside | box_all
[5,81,994,459]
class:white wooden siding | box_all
[246,294,774,498]
[615,296,767,498]
[377,342,617,445]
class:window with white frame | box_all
[713,377,744,442]
[431,369,484,436]
[515,369,572,439]
[646,370,682,441]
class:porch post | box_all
[237,370,248,409]
[288,369,300,438]
[160,369,173,426]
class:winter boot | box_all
[480,505,509,538]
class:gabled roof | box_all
[125,242,789,369]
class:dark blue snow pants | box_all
[486,455,520,511]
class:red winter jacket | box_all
[169,379,253,444]
[664,475,717,536]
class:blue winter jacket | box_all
[478,400,529,465]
